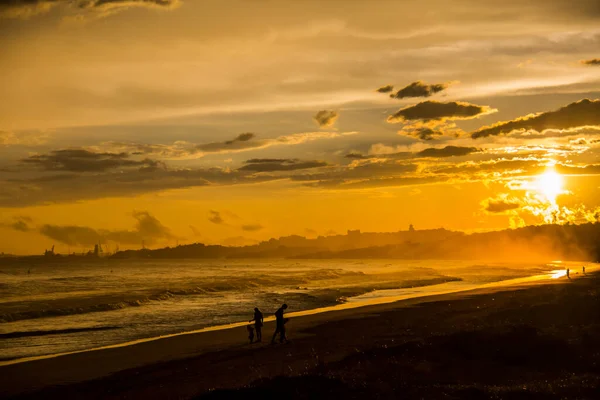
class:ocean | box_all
[0,258,575,362]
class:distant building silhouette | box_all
[44,245,55,257]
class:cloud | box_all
[0,166,275,207]
[346,145,479,160]
[416,146,479,158]
[241,223,263,232]
[104,131,356,160]
[0,130,50,147]
[344,152,368,159]
[313,110,339,128]
[0,0,181,19]
[582,59,600,66]
[0,216,33,232]
[387,101,496,123]
[376,85,394,93]
[405,127,444,141]
[38,211,173,247]
[238,158,328,172]
[481,195,523,213]
[472,99,600,139]
[208,210,225,225]
[196,133,258,153]
[290,160,421,189]
[389,81,451,99]
[21,149,163,172]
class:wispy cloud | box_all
[0,0,182,19]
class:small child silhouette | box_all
[247,325,255,343]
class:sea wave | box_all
[0,326,120,339]
[0,269,366,323]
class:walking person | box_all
[249,307,264,342]
[271,303,288,344]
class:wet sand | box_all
[2,269,599,399]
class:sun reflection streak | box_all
[550,270,567,279]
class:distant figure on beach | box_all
[247,325,255,343]
[583,266,586,275]
[249,307,264,342]
[271,303,289,344]
[566,268,570,279]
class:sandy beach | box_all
[2,268,599,399]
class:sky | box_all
[1,0,599,254]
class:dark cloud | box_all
[21,149,162,172]
[345,146,479,160]
[196,133,258,153]
[405,127,444,141]
[244,158,292,163]
[40,225,102,247]
[208,210,225,225]
[313,110,339,128]
[239,158,327,172]
[0,166,275,207]
[416,146,479,158]
[0,0,181,19]
[376,85,394,93]
[482,196,523,213]
[344,152,368,159]
[472,99,600,139]
[388,101,495,123]
[11,218,32,232]
[241,223,263,232]
[389,81,451,99]
[38,211,173,247]
[0,216,33,232]
[582,59,600,66]
[291,161,419,187]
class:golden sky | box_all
[1,0,599,254]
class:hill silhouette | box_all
[111,223,600,262]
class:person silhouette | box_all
[247,325,255,343]
[583,265,586,275]
[249,307,264,342]
[271,303,288,344]
[566,268,570,279]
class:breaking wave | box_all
[0,273,460,323]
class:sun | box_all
[535,168,564,204]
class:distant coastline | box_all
[5,223,599,263]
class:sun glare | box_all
[535,168,564,204]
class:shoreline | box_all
[2,265,596,398]
[1,266,583,369]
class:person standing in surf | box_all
[271,303,288,344]
[249,307,264,342]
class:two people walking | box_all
[247,303,289,344]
